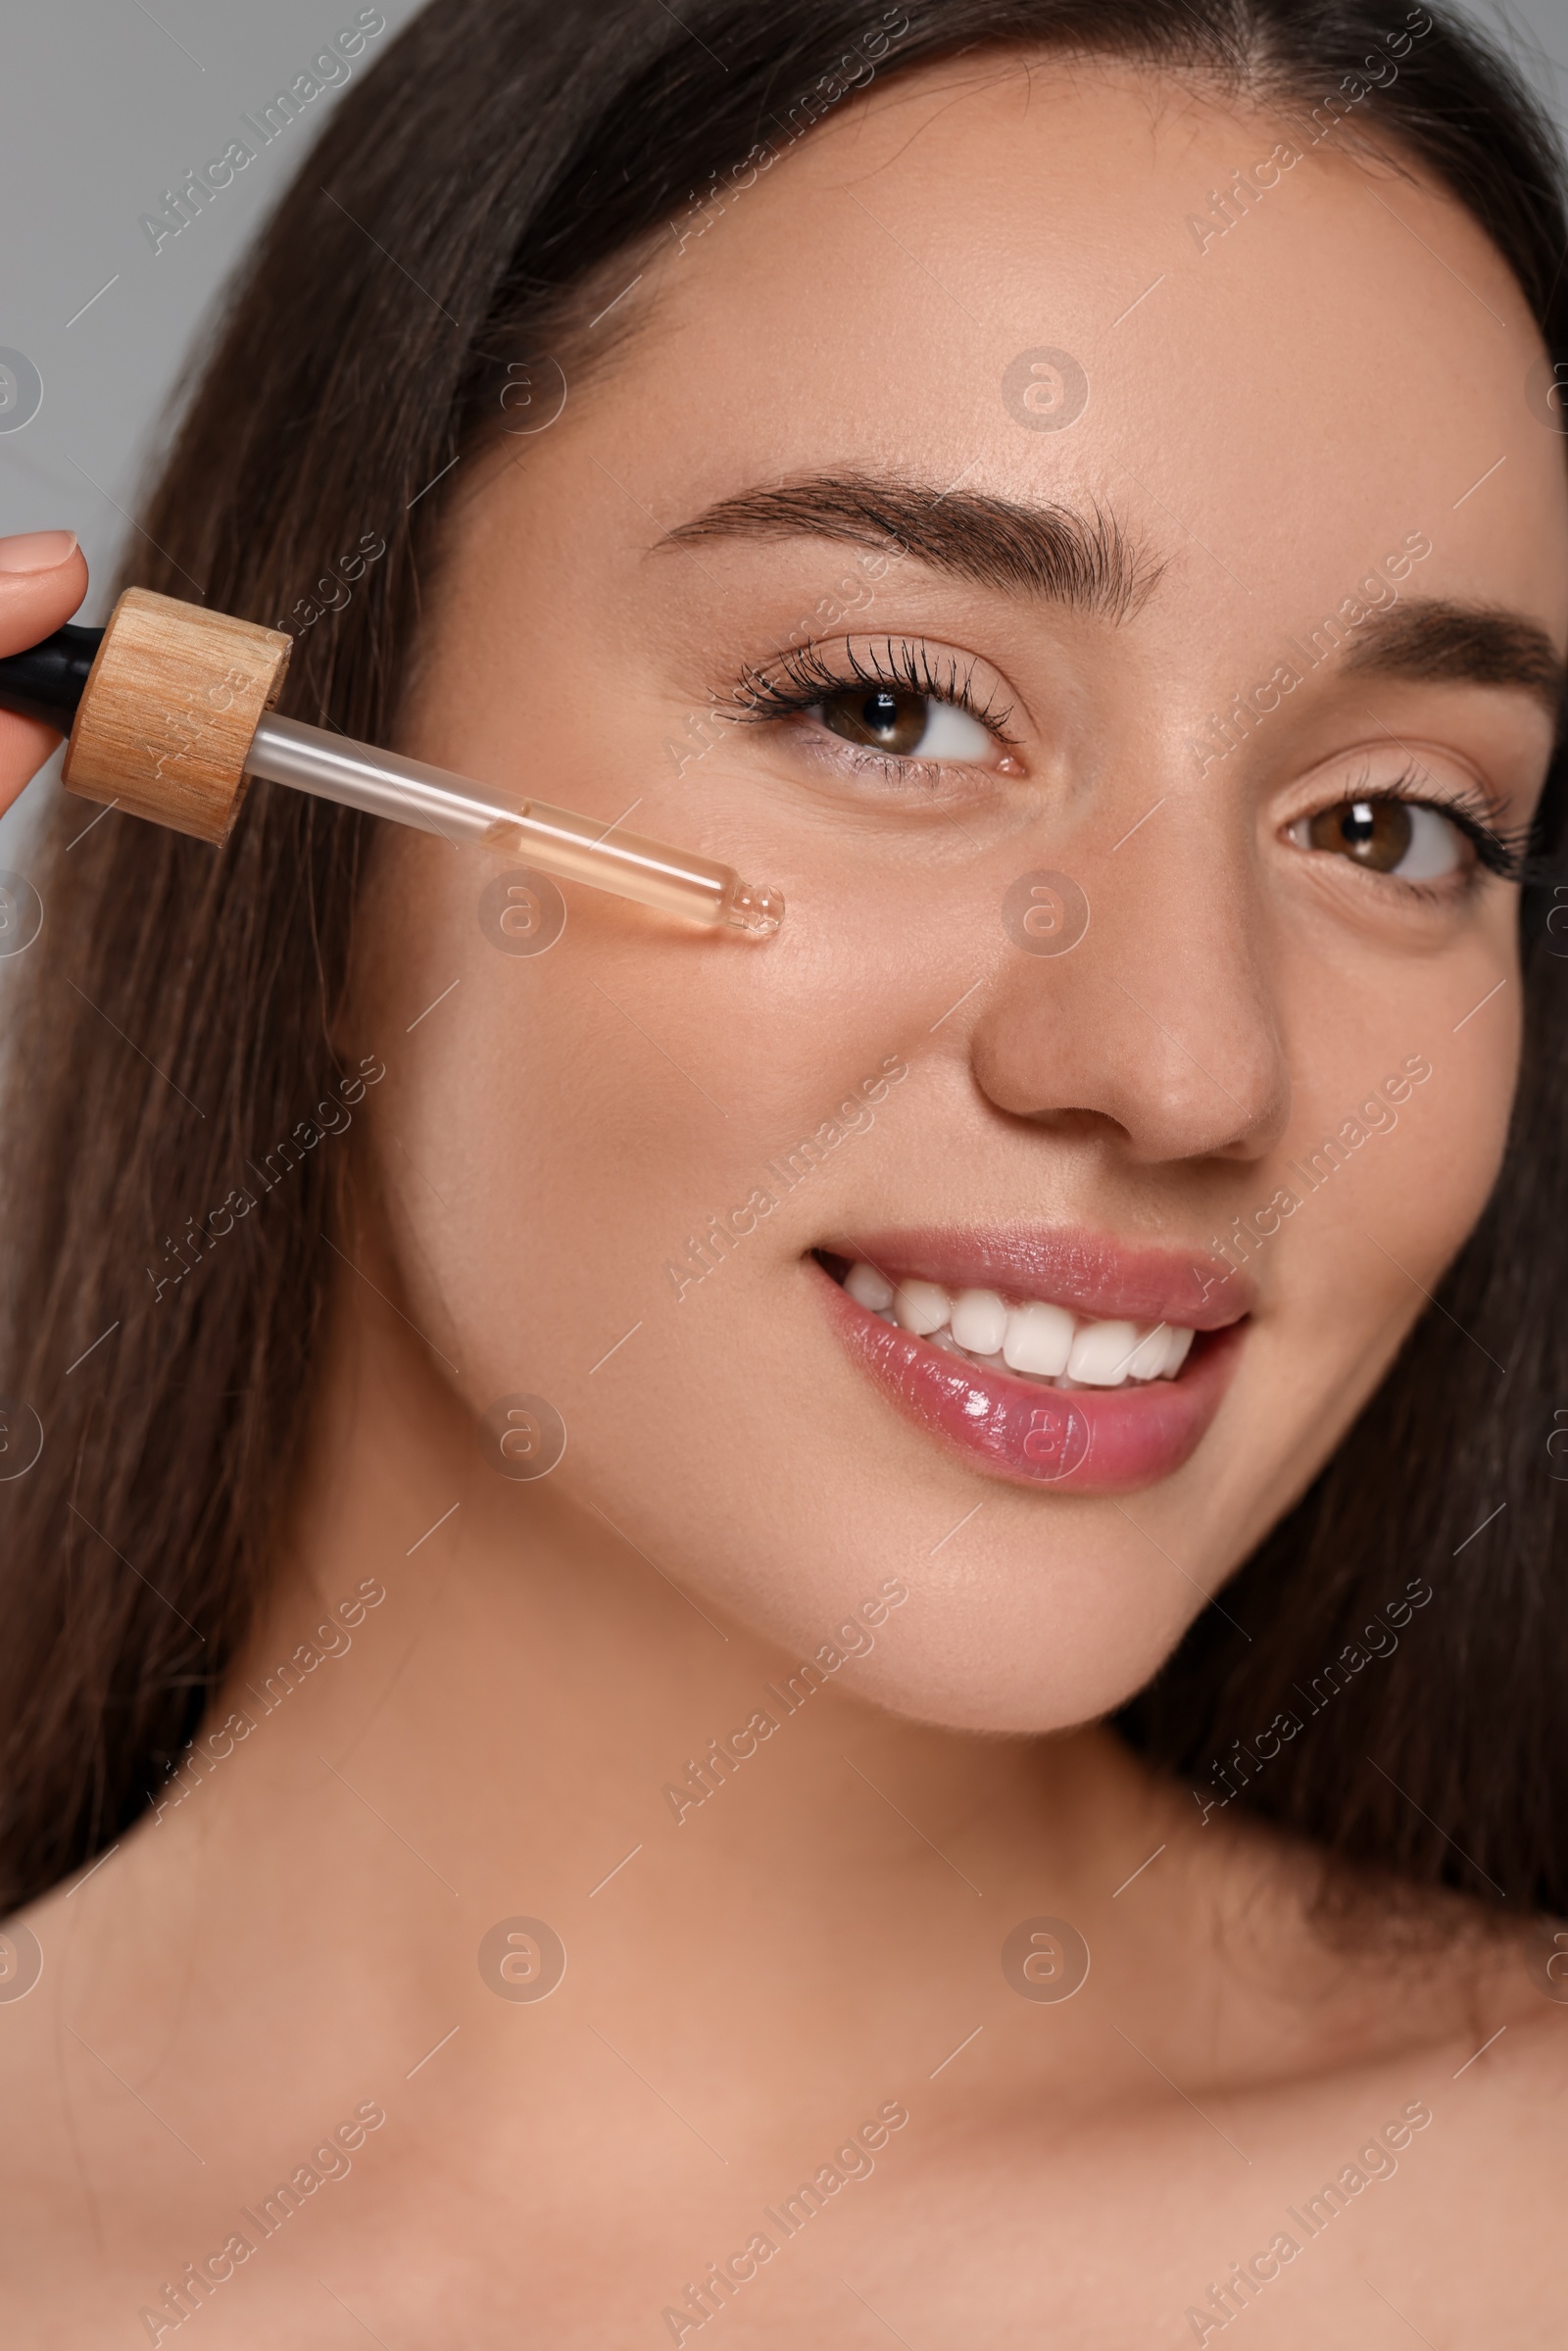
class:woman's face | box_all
[353,54,1567,1733]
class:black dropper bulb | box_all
[0,622,104,731]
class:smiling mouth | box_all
[819,1253,1198,1390]
[812,1231,1249,1494]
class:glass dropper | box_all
[245,714,784,933]
[0,591,785,937]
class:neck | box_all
[179,1286,1149,2088]
[63,1275,1369,2190]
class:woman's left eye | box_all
[1290,796,1467,881]
[814,686,998,764]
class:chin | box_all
[737,1531,1206,1739]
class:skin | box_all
[2,49,1567,2348]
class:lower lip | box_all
[815,1267,1243,1495]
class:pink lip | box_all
[822,1224,1252,1330]
[813,1254,1246,1496]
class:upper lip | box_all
[819,1225,1255,1332]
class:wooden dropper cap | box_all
[0,590,788,934]
[40,588,293,846]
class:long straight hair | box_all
[2,0,1565,1918]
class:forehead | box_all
[582,53,1568,648]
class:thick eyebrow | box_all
[658,470,1163,622]
[1343,598,1567,726]
[661,484,1567,725]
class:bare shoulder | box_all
[840,1934,1568,2349]
[0,1883,109,2198]
[1409,1994,1568,2209]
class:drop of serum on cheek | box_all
[722,878,786,935]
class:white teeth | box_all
[951,1288,1008,1355]
[1003,1298,1075,1377]
[894,1279,949,1337]
[846,1260,895,1312]
[1066,1318,1144,1387]
[1123,1324,1175,1382]
[846,1263,1199,1391]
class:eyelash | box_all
[730,637,1017,753]
[724,648,1534,891]
[1340,759,1532,888]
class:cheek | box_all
[1371,1036,1513,1275]
[378,858,908,1209]
[1210,969,1519,1566]
[1275,978,1518,1386]
[346,758,1208,1739]
[354,828,919,1476]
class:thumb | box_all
[0,531,92,820]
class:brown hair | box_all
[3,0,1565,1915]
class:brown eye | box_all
[810,686,999,766]
[1305,798,1413,872]
[820,686,931,753]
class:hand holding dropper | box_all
[0,551,784,938]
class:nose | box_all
[968,804,1292,1165]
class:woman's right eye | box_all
[729,635,1024,789]
[815,686,1001,765]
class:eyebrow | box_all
[658,470,1163,621]
[661,475,1568,725]
[1343,599,1567,726]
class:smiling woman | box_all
[2,0,1568,2340]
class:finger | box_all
[0,531,91,819]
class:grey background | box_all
[0,0,426,857]
[1,0,423,612]
[0,0,1564,845]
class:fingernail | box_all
[0,529,78,575]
